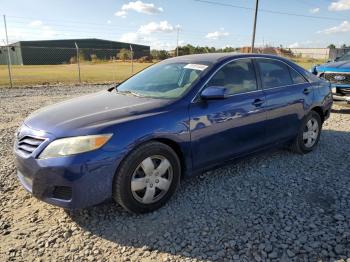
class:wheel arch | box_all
[151,138,186,178]
[310,106,325,123]
[113,136,188,185]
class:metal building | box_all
[0,38,150,65]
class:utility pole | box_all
[3,15,13,88]
[176,27,180,57]
[251,0,259,53]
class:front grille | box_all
[324,73,350,84]
[52,186,72,200]
[16,136,45,156]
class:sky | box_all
[1,0,350,50]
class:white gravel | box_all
[1,85,350,261]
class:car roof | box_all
[162,53,289,65]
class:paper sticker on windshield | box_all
[184,64,208,71]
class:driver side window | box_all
[207,59,258,95]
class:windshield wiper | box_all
[116,89,143,97]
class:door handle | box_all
[252,98,265,107]
[303,88,311,95]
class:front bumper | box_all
[332,83,350,90]
[14,125,121,209]
[14,153,119,209]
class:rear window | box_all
[256,59,293,88]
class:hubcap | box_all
[303,118,319,148]
[131,155,173,204]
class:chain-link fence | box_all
[0,46,153,87]
[1,45,349,88]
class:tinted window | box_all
[207,59,257,95]
[289,68,307,84]
[257,59,293,88]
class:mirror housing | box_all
[201,86,228,100]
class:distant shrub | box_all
[90,54,98,63]
[117,49,132,61]
[137,56,152,63]
[69,56,77,64]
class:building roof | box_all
[11,38,150,48]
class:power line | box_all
[194,0,348,21]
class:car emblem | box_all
[334,75,346,81]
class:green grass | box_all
[0,57,327,87]
[290,57,326,70]
[0,62,153,87]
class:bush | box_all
[137,56,152,63]
[90,54,98,63]
[117,49,132,61]
[69,56,77,64]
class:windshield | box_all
[117,62,210,99]
[337,51,350,62]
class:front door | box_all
[189,58,267,170]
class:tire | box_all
[291,110,322,154]
[113,141,181,213]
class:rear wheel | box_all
[113,141,180,213]
[291,111,322,154]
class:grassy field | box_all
[0,62,153,87]
[290,57,326,70]
[0,57,326,87]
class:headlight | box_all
[39,134,113,159]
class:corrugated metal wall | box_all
[1,39,150,65]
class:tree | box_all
[151,50,169,60]
[117,48,132,61]
[328,44,336,49]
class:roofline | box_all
[9,38,150,48]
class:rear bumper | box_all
[14,149,120,209]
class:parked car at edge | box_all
[311,51,350,97]
[14,54,333,213]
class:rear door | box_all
[255,58,313,144]
[189,58,267,170]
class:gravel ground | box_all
[1,85,350,262]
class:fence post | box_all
[74,42,81,83]
[113,49,117,82]
[3,15,13,88]
[129,44,134,75]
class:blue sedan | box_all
[14,54,333,213]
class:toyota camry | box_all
[14,53,333,213]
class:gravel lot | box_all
[1,85,350,262]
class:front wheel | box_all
[113,141,181,213]
[291,111,322,154]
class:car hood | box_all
[24,90,170,136]
[316,60,350,72]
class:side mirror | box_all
[201,86,228,100]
